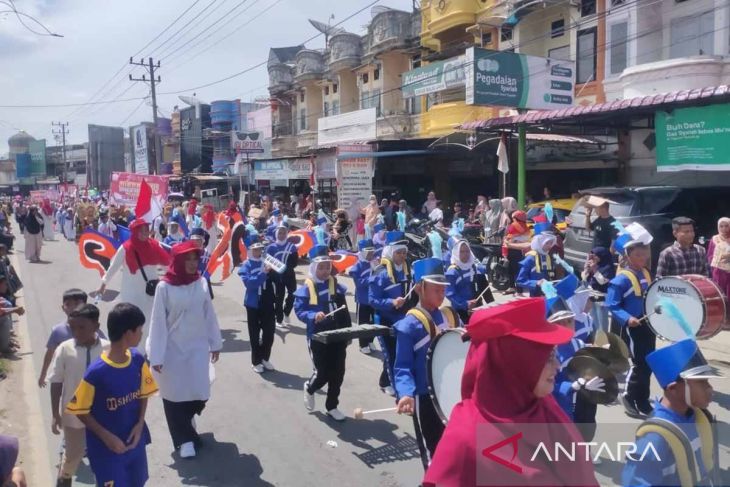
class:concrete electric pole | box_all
[51,121,69,184]
[129,57,162,175]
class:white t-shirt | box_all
[429,207,444,223]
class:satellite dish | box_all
[178,95,207,106]
[371,6,392,17]
[308,19,345,37]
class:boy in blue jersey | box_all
[394,257,461,469]
[622,339,722,487]
[66,303,158,486]
[348,239,378,354]
[606,224,654,419]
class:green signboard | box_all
[401,56,465,98]
[28,139,47,177]
[465,47,576,110]
[655,103,730,172]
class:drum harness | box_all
[618,268,652,298]
[409,306,459,352]
[525,250,556,280]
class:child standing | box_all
[66,303,157,486]
[38,289,90,387]
[48,304,109,487]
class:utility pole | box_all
[52,121,69,185]
[129,57,162,175]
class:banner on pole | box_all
[109,172,168,207]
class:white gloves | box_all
[571,376,606,393]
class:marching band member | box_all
[265,209,284,240]
[372,222,386,248]
[163,221,186,247]
[622,339,722,487]
[548,296,600,443]
[349,239,378,354]
[394,257,461,469]
[445,239,491,323]
[606,223,654,419]
[200,204,218,255]
[294,245,352,421]
[266,223,298,329]
[190,228,213,299]
[239,241,276,374]
[369,231,414,396]
[423,299,598,487]
[516,222,559,297]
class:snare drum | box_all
[644,274,726,341]
[426,328,470,424]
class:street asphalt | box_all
[12,230,730,486]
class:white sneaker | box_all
[327,408,346,422]
[179,441,196,458]
[261,359,275,371]
[252,364,264,374]
[382,386,396,397]
[359,346,372,355]
[303,382,315,411]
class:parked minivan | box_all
[563,186,730,271]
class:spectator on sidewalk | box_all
[708,217,730,299]
[585,200,618,251]
[49,304,109,487]
[0,435,27,487]
[22,205,44,263]
[656,217,709,278]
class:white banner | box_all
[337,145,373,211]
[133,125,149,175]
[318,108,376,146]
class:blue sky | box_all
[0,0,415,150]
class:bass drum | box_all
[427,328,470,424]
[644,274,726,342]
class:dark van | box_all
[563,186,730,271]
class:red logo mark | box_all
[481,432,523,474]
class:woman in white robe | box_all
[146,241,222,459]
[40,199,55,240]
[97,219,171,345]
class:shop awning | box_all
[459,85,730,129]
[336,149,431,160]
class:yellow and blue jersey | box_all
[66,348,157,462]
[606,268,652,326]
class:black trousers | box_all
[246,305,275,366]
[274,274,296,323]
[376,317,396,388]
[456,308,470,325]
[413,394,445,470]
[162,399,206,449]
[357,303,375,348]
[621,323,656,406]
[573,394,598,442]
[306,340,347,411]
[507,248,522,290]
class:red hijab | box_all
[187,198,198,216]
[423,337,598,487]
[123,219,171,274]
[162,241,202,286]
[41,198,53,216]
[202,204,216,229]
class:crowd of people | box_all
[0,187,728,487]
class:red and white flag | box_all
[134,179,162,223]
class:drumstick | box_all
[323,305,346,319]
[353,406,397,419]
[403,283,415,301]
[639,304,663,323]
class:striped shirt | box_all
[656,242,709,278]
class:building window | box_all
[407,95,422,115]
[481,32,493,46]
[299,108,306,131]
[551,19,565,38]
[500,26,513,42]
[374,68,380,80]
[581,0,596,16]
[300,91,305,102]
[361,89,381,117]
[333,83,338,93]
[324,86,329,96]
[362,73,369,84]
[412,55,421,69]
[548,45,570,61]
[608,21,628,75]
[332,100,340,115]
[577,27,597,84]
[323,101,330,117]
[670,10,714,58]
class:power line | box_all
[144,0,222,58]
[129,57,163,174]
[132,0,204,58]
[119,97,149,126]
[0,0,62,36]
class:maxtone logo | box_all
[657,285,688,295]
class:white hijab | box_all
[451,239,475,271]
[382,243,407,271]
[531,233,557,255]
[308,259,331,284]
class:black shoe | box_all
[56,478,72,487]
[621,395,648,419]
[636,400,654,417]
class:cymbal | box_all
[575,346,631,375]
[566,355,619,405]
[594,330,630,359]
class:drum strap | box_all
[304,277,336,306]
[408,307,458,352]
[526,251,552,273]
[618,269,652,297]
[381,257,410,286]
[636,414,710,487]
